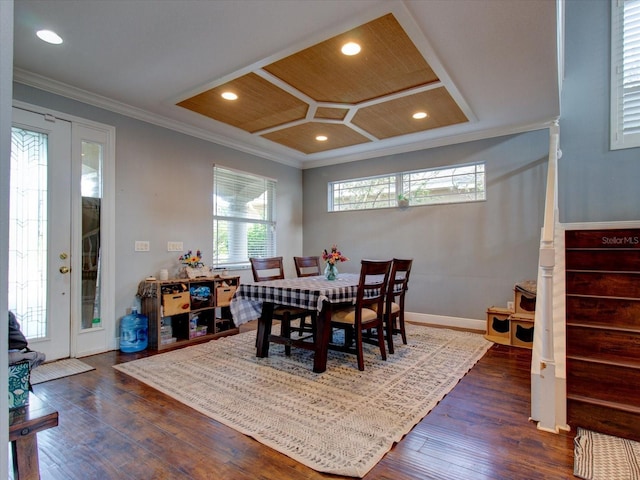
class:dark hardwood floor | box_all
[25,326,576,480]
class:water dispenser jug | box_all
[120,307,149,353]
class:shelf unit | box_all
[484,283,536,349]
[140,276,240,350]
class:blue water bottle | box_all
[120,307,149,353]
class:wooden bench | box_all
[9,392,59,480]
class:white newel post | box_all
[530,123,568,433]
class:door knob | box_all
[59,266,70,274]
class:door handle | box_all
[59,266,70,274]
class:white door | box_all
[10,108,72,361]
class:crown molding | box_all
[13,68,304,169]
[13,68,557,171]
[302,119,558,170]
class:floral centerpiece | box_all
[179,250,207,278]
[322,245,349,280]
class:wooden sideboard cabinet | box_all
[140,276,240,350]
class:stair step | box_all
[565,229,640,249]
[567,396,640,442]
[567,358,640,405]
[568,394,640,415]
[566,325,640,364]
[567,321,640,334]
[567,354,640,369]
[566,248,640,271]
[566,295,640,329]
[566,271,640,298]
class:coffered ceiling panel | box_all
[352,87,468,140]
[261,13,439,104]
[262,123,371,154]
[177,73,308,133]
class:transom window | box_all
[213,165,276,267]
[329,162,485,212]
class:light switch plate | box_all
[167,241,183,252]
[135,241,150,252]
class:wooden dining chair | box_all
[249,257,314,353]
[250,256,287,282]
[293,256,321,337]
[330,259,392,371]
[293,256,322,277]
[373,258,413,354]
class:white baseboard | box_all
[406,312,485,332]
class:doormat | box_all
[31,358,95,385]
[574,427,640,480]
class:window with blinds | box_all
[611,0,640,149]
[213,165,276,268]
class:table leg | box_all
[11,437,40,480]
[313,300,332,373]
[256,302,274,358]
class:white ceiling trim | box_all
[14,67,557,170]
[302,118,560,170]
[13,68,303,169]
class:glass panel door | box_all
[10,108,72,361]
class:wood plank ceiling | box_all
[177,13,468,155]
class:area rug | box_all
[31,358,95,385]
[574,427,640,480]
[114,324,491,477]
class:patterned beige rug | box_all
[574,428,640,480]
[114,324,491,477]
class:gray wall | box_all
[303,130,549,320]
[13,83,304,325]
[560,0,640,223]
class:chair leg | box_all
[345,326,355,347]
[385,314,395,354]
[376,322,387,361]
[356,329,365,371]
[399,313,407,345]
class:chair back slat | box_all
[293,256,322,277]
[250,256,285,282]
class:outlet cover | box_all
[167,241,183,252]
[135,241,150,252]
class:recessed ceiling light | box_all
[316,135,328,142]
[412,112,428,119]
[36,29,63,45]
[221,92,238,100]
[341,42,361,56]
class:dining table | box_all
[229,273,362,373]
